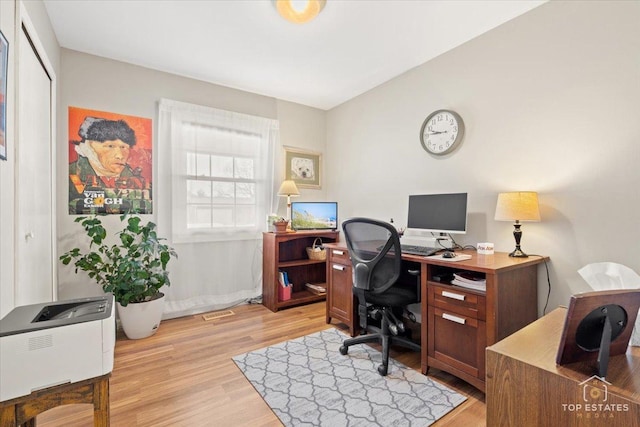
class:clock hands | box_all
[420,110,464,155]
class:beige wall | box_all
[325,0,640,315]
[4,0,639,319]
[57,50,327,300]
[276,99,327,200]
[22,0,60,69]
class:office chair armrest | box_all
[353,263,371,291]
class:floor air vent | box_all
[202,310,235,321]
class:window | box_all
[160,100,277,243]
[184,124,259,230]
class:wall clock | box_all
[419,110,465,156]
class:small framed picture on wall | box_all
[284,146,321,189]
[0,30,9,161]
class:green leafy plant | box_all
[60,214,178,307]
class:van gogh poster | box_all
[68,106,153,214]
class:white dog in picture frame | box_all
[291,157,315,181]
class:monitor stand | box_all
[401,232,454,250]
[400,235,438,248]
[434,234,454,249]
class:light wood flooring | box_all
[37,302,485,426]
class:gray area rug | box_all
[232,328,466,426]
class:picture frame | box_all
[0,30,8,161]
[556,289,640,377]
[284,146,321,189]
[68,106,153,214]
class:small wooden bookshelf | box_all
[262,230,339,312]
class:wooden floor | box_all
[37,302,486,426]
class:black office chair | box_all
[339,217,421,376]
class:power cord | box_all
[529,254,551,315]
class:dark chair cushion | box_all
[365,283,418,307]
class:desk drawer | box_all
[328,247,350,264]
[428,306,486,379]
[327,262,353,320]
[428,283,486,320]
[326,247,357,336]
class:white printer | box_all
[0,295,115,401]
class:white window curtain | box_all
[158,99,280,318]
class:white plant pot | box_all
[116,293,165,339]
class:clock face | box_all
[420,110,465,155]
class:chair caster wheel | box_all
[339,345,348,355]
[378,365,388,376]
[389,324,398,336]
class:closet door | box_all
[16,23,55,305]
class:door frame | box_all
[15,2,57,301]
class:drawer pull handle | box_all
[442,291,465,301]
[332,265,345,271]
[332,250,345,255]
[442,313,466,325]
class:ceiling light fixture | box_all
[274,0,326,24]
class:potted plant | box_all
[60,214,177,339]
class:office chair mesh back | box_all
[342,220,401,295]
[340,218,420,376]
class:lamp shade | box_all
[278,180,300,197]
[274,0,326,24]
[494,192,541,222]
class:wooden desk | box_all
[0,374,110,426]
[486,308,640,426]
[324,244,548,391]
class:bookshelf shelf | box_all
[278,259,326,268]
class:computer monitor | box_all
[291,202,338,230]
[407,193,468,235]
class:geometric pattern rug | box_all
[232,328,466,427]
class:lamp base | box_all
[509,248,529,258]
[509,222,528,257]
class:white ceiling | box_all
[43,0,546,110]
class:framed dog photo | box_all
[284,146,321,189]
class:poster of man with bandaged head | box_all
[68,106,152,214]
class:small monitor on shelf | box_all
[407,193,468,235]
[291,202,338,231]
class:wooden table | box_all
[0,374,110,426]
[486,307,640,426]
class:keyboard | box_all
[400,244,439,256]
